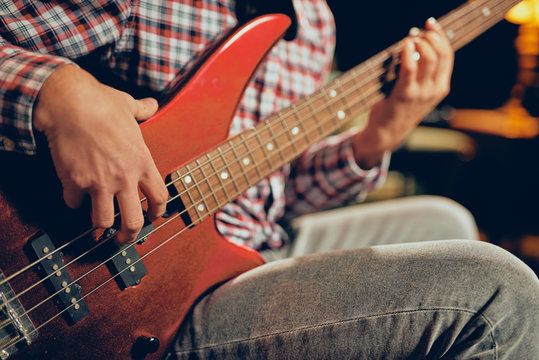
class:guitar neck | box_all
[173,0,520,225]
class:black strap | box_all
[235,0,298,41]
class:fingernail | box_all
[408,27,421,37]
[142,98,158,107]
[405,39,415,50]
[427,17,441,29]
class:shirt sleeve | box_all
[0,42,73,154]
[285,127,390,216]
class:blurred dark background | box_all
[327,0,539,272]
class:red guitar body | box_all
[0,14,291,360]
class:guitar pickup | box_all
[103,220,152,290]
[29,233,89,325]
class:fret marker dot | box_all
[184,175,192,184]
[292,127,299,135]
[243,158,250,165]
[220,171,229,180]
[482,7,490,16]
[267,143,274,151]
[446,30,454,40]
[337,110,346,120]
[330,90,337,98]
[198,204,205,212]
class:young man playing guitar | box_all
[1,0,538,358]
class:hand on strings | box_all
[353,17,454,169]
[33,65,168,244]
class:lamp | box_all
[506,0,539,117]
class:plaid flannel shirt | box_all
[0,0,388,250]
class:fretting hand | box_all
[353,17,454,169]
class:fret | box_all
[266,121,286,163]
[306,97,326,137]
[277,113,299,157]
[230,135,253,190]
[356,58,384,109]
[194,168,212,221]
[183,164,204,222]
[253,127,272,173]
[207,150,232,204]
[364,56,385,89]
[453,4,484,49]
[290,104,311,148]
[240,132,262,179]
[218,145,242,196]
[332,78,351,127]
[322,83,342,130]
[312,91,335,131]
[195,158,221,212]
[169,169,191,217]
[258,126,276,163]
[268,113,290,159]
[302,96,327,140]
[348,66,373,112]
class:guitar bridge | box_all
[0,272,38,359]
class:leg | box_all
[288,195,478,257]
[169,240,539,359]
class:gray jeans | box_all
[168,196,539,359]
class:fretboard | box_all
[172,0,520,225]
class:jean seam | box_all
[176,307,498,356]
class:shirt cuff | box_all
[0,46,73,154]
[338,129,391,200]
[340,129,390,178]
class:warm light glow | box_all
[506,0,539,25]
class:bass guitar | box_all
[0,0,521,358]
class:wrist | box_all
[352,125,389,169]
[33,64,86,133]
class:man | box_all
[1,1,538,358]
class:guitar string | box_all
[0,0,510,297]
[0,0,510,324]
[2,1,513,347]
[0,0,511,340]
[0,0,511,330]
[0,58,386,307]
[1,69,386,326]
[0,37,389,291]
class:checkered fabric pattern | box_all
[0,0,388,249]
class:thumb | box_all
[133,97,159,121]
